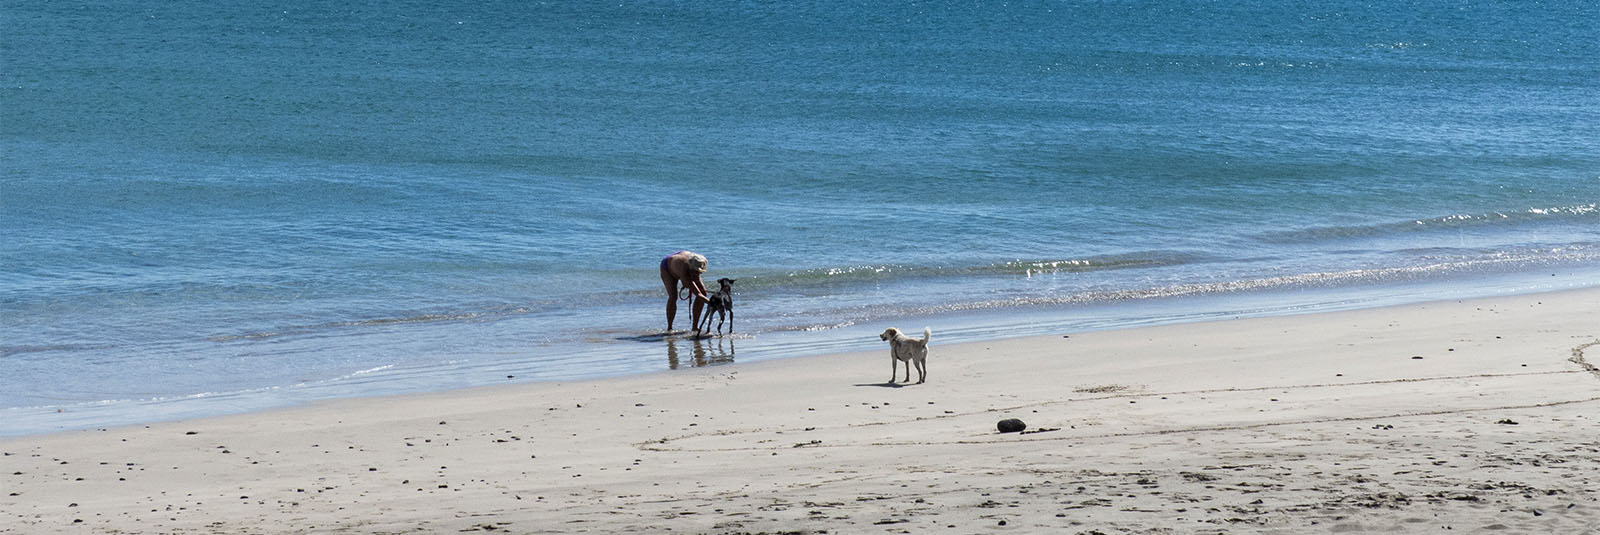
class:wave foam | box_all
[1255,204,1598,244]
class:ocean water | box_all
[3,1,1597,436]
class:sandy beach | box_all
[4,288,1598,534]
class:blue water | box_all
[3,1,1597,436]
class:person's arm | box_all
[689,278,711,302]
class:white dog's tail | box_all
[921,327,931,344]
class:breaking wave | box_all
[1254,204,1598,244]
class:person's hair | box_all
[689,254,707,272]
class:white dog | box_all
[878,327,931,384]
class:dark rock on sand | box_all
[997,419,1026,433]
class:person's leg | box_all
[685,276,708,334]
[690,296,704,335]
[662,272,679,332]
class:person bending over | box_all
[660,251,710,333]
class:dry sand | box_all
[4,288,1599,534]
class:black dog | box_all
[697,278,735,335]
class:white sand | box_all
[4,288,1598,534]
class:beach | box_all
[4,287,1597,534]
[6,3,1598,532]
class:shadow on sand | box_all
[853,382,910,388]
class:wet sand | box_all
[4,288,1598,534]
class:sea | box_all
[3,1,1597,436]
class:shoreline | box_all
[6,271,1594,439]
[4,287,1598,533]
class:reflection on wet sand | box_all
[665,335,734,370]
